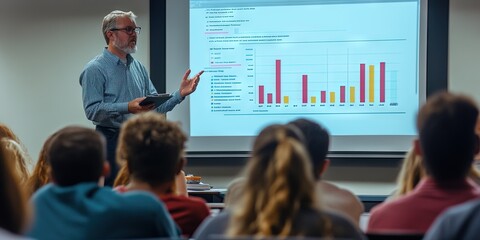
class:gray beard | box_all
[114,40,137,54]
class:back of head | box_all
[288,118,330,180]
[48,126,105,186]
[117,112,187,187]
[229,124,320,236]
[417,92,479,183]
[0,141,29,234]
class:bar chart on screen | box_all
[205,44,404,115]
[189,1,419,136]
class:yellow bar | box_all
[311,96,316,104]
[283,96,289,104]
[369,65,374,103]
[330,92,335,103]
[350,86,355,103]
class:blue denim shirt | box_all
[80,48,183,128]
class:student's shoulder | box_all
[441,198,480,220]
[97,188,162,207]
[119,190,162,205]
[163,195,210,211]
[319,182,363,208]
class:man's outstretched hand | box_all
[179,69,204,97]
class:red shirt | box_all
[114,186,210,237]
[159,195,210,237]
[367,177,480,234]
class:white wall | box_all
[449,0,480,100]
[0,0,149,163]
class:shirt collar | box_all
[415,177,475,192]
[102,48,134,65]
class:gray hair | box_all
[102,10,137,44]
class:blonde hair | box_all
[468,165,480,185]
[0,140,30,234]
[228,125,331,237]
[393,148,426,198]
[114,163,130,187]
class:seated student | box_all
[114,112,210,237]
[288,118,364,225]
[424,197,480,240]
[0,140,30,239]
[0,123,32,185]
[390,147,480,200]
[194,124,365,239]
[223,177,245,208]
[387,148,426,200]
[367,92,480,234]
[25,133,57,196]
[27,126,179,240]
[115,164,189,196]
[0,138,31,186]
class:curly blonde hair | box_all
[228,124,331,237]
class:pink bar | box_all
[340,86,345,103]
[302,75,308,103]
[267,93,273,104]
[380,62,385,102]
[321,91,326,103]
[360,64,365,102]
[259,85,265,104]
[276,60,281,104]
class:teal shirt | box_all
[27,183,180,240]
[80,49,183,128]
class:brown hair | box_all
[0,140,30,234]
[48,126,106,186]
[25,133,57,196]
[0,123,20,142]
[417,92,479,183]
[288,118,330,180]
[0,123,32,184]
[117,112,186,187]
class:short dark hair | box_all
[118,112,187,186]
[417,92,479,182]
[288,118,330,180]
[48,126,105,186]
